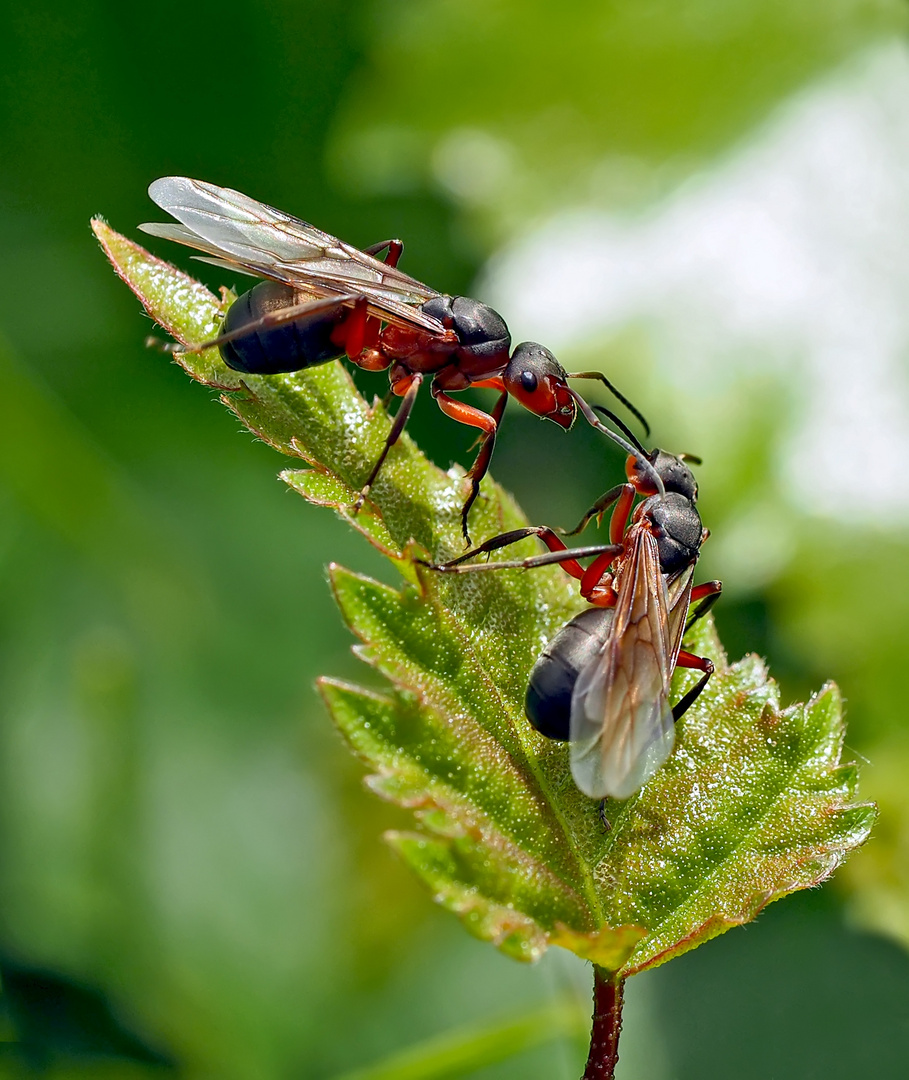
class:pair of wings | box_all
[139,176,447,337]
[570,526,695,800]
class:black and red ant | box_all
[139,176,655,541]
[428,445,722,800]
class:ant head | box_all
[503,343,576,429]
[628,449,699,500]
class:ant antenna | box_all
[566,371,650,437]
[568,390,665,499]
[591,405,648,458]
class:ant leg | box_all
[597,800,613,832]
[579,544,624,599]
[362,239,404,267]
[342,296,371,360]
[460,378,507,452]
[684,580,723,634]
[566,371,650,437]
[429,527,564,568]
[425,530,621,580]
[567,483,636,550]
[460,391,508,533]
[468,377,508,392]
[352,373,423,515]
[608,484,637,546]
[150,295,353,355]
[672,650,715,722]
[431,386,504,543]
[368,383,397,419]
[334,297,387,364]
[563,484,627,537]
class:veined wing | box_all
[569,526,676,800]
[139,177,445,334]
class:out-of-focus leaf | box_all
[768,531,909,952]
[93,219,874,975]
[330,0,907,234]
[330,999,585,1080]
[0,330,211,640]
[0,956,175,1070]
[839,740,909,951]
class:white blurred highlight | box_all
[485,44,909,520]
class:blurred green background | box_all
[3,1,909,1076]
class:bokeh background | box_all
[2,1,909,1077]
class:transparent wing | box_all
[139,176,445,334]
[138,222,263,277]
[569,527,676,800]
[664,562,697,667]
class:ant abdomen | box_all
[220,280,346,375]
[525,607,614,741]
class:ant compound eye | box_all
[520,370,538,393]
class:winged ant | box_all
[427,438,722,802]
[139,177,657,541]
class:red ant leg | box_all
[460,379,507,453]
[363,239,404,268]
[671,649,715,721]
[529,526,599,581]
[579,547,622,602]
[343,297,370,361]
[676,650,713,672]
[327,296,388,368]
[355,347,392,372]
[608,484,636,546]
[690,581,721,603]
[352,372,423,515]
[571,483,635,598]
[359,240,405,354]
[468,377,507,392]
[685,580,723,632]
[348,232,447,370]
[431,387,506,542]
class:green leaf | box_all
[93,219,874,976]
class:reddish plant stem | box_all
[582,966,625,1079]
